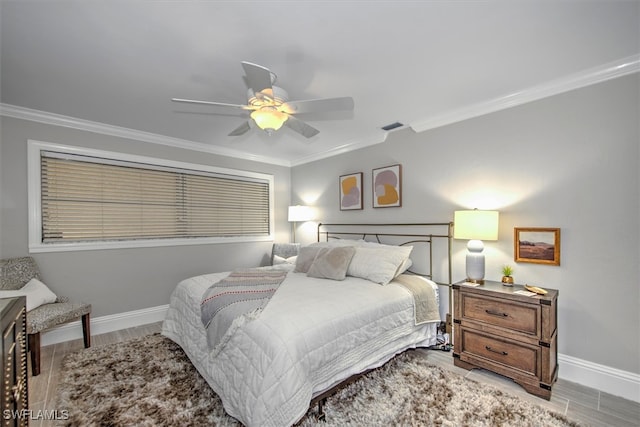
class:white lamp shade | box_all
[288,205,313,222]
[454,210,499,241]
[250,109,288,132]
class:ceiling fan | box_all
[172,61,354,138]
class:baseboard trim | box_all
[42,305,640,403]
[40,304,169,347]
[558,353,640,403]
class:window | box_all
[28,141,274,252]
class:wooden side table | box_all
[452,280,558,399]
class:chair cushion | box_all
[0,257,41,290]
[26,301,91,334]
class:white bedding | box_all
[162,265,439,427]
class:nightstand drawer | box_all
[461,293,538,336]
[460,329,538,376]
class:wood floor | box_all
[28,322,639,427]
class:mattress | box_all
[162,265,439,426]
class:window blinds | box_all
[40,152,270,243]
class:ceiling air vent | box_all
[381,122,404,131]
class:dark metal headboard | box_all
[316,222,453,287]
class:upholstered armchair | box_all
[270,243,300,265]
[0,257,91,376]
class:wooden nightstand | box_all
[452,280,558,400]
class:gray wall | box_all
[291,74,639,375]
[0,119,3,260]
[1,74,638,376]
[0,117,291,317]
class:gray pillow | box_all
[294,246,323,273]
[306,246,356,281]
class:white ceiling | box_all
[1,1,638,166]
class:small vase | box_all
[501,276,514,286]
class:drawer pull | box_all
[485,346,508,356]
[485,309,508,317]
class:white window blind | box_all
[40,152,271,243]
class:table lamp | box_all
[454,209,499,284]
[288,205,313,243]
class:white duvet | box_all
[162,265,439,427]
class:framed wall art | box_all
[339,172,363,210]
[372,164,402,208]
[514,227,561,265]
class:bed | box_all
[162,222,452,426]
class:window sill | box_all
[29,235,274,253]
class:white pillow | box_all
[0,278,58,311]
[397,257,413,276]
[352,241,414,277]
[347,245,413,285]
[273,255,298,265]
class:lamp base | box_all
[465,240,486,284]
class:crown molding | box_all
[3,55,638,167]
[410,54,640,133]
[0,104,292,167]
[289,131,388,166]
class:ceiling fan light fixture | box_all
[250,108,289,133]
[172,61,353,138]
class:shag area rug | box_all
[56,333,579,426]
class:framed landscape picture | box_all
[514,227,560,265]
[339,172,363,210]
[372,164,402,208]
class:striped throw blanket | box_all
[200,269,288,352]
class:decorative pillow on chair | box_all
[306,246,356,281]
[0,278,58,311]
[272,255,298,265]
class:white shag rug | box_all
[55,333,580,426]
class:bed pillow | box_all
[309,239,359,248]
[397,257,413,276]
[0,278,58,311]
[306,246,356,281]
[297,240,374,273]
[294,246,323,273]
[352,241,414,278]
[347,245,413,285]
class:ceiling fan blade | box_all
[241,61,273,93]
[228,121,251,136]
[172,98,253,110]
[284,116,320,138]
[281,96,354,114]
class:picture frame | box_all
[339,172,363,211]
[372,164,402,208]
[514,227,561,265]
